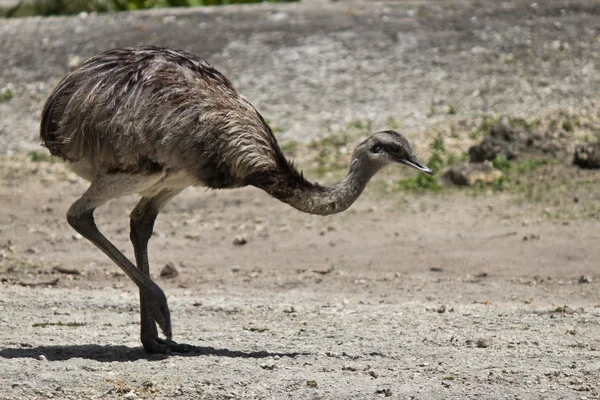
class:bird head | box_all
[352,130,433,176]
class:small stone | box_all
[579,275,592,284]
[319,226,336,235]
[123,390,137,399]
[375,388,392,397]
[233,235,247,246]
[368,370,379,378]
[573,141,600,169]
[160,262,178,279]
[38,355,47,361]
[306,380,318,388]
[444,162,502,186]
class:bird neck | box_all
[255,157,379,216]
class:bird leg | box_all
[130,189,190,354]
[66,175,175,350]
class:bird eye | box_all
[371,144,382,153]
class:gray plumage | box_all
[40,46,432,353]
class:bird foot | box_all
[142,336,193,354]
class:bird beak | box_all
[400,155,434,176]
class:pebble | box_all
[123,390,137,399]
[160,262,178,279]
[233,235,247,246]
[375,388,392,397]
[38,355,47,361]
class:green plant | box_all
[510,117,540,133]
[492,155,511,173]
[265,119,286,135]
[478,116,503,134]
[3,0,297,17]
[395,173,444,191]
[516,158,553,173]
[445,152,459,166]
[417,4,428,18]
[27,150,57,163]
[0,88,14,103]
[394,137,446,192]
[431,136,445,153]
[385,117,401,130]
[562,120,574,132]
[280,140,299,154]
[346,119,371,132]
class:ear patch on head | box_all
[388,144,400,153]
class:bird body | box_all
[41,46,432,353]
[42,47,280,188]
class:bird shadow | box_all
[0,344,309,362]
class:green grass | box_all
[27,150,59,163]
[346,119,371,133]
[3,0,297,17]
[516,158,553,173]
[266,119,286,135]
[393,136,446,192]
[385,117,402,130]
[307,133,354,178]
[0,88,14,103]
[562,120,574,132]
[510,117,541,133]
[280,140,299,154]
[309,133,352,151]
[492,155,511,173]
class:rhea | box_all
[41,46,433,354]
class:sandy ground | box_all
[1,155,600,399]
[1,0,600,399]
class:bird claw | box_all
[141,287,173,339]
[142,335,192,354]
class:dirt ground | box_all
[0,155,599,400]
[1,0,600,399]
